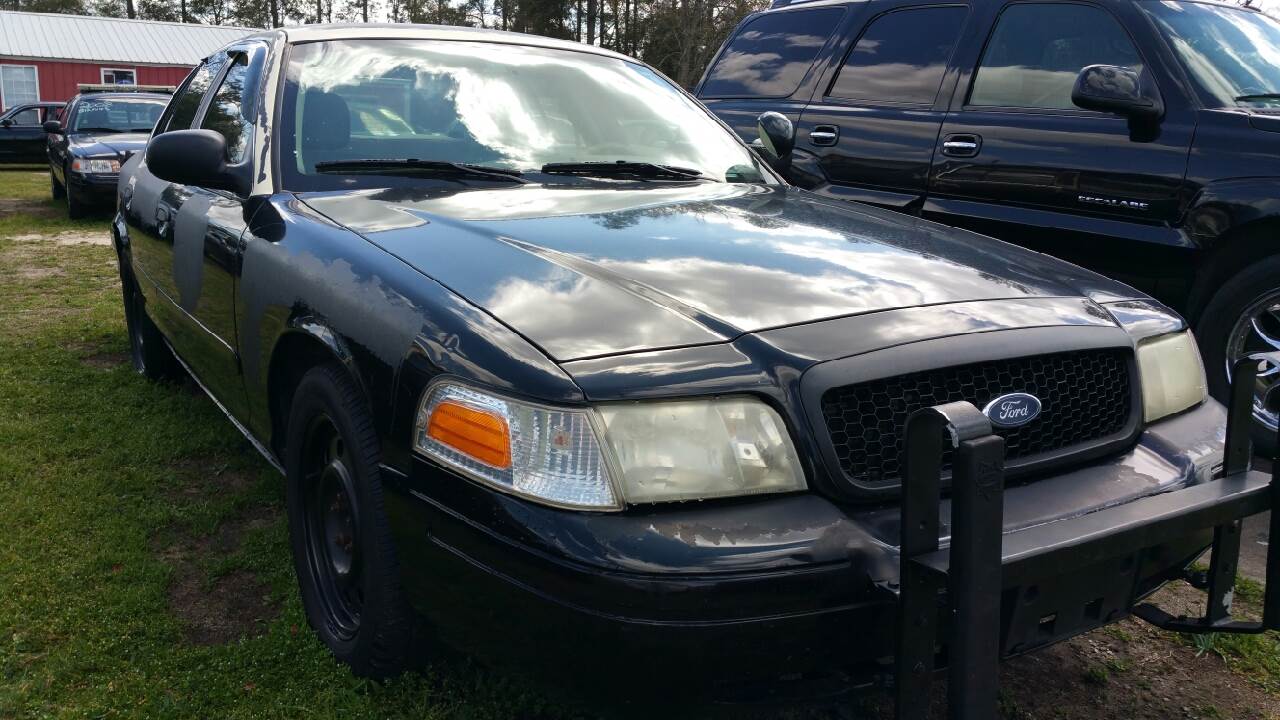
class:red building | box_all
[0,11,251,111]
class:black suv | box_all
[696,0,1280,455]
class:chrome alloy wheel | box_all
[1225,289,1280,434]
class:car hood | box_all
[299,183,1141,362]
[68,132,148,158]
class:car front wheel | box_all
[285,363,418,678]
[1197,255,1280,457]
[118,259,182,381]
[50,170,64,199]
[65,167,86,219]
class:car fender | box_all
[1180,178,1280,315]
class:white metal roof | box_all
[0,11,253,66]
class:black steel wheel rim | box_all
[301,412,363,640]
[128,289,146,371]
[1225,289,1280,433]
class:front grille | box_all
[820,349,1133,487]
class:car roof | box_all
[238,23,636,63]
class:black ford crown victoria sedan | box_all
[114,24,1274,711]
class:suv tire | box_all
[1196,255,1280,458]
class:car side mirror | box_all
[147,129,247,195]
[756,111,795,173]
[42,120,62,134]
[1072,65,1164,121]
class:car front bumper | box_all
[67,171,119,202]
[380,394,1271,702]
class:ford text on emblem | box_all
[982,393,1042,428]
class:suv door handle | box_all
[942,133,982,158]
[809,125,839,147]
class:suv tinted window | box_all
[200,54,252,163]
[701,7,845,98]
[829,5,967,104]
[969,3,1143,110]
[161,57,225,133]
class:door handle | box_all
[942,133,982,158]
[809,125,839,147]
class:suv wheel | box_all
[1197,255,1280,457]
[285,363,418,678]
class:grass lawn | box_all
[0,166,1277,720]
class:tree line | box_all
[3,0,767,87]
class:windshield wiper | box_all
[314,159,528,183]
[539,161,707,181]
[1235,93,1280,102]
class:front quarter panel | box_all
[237,195,584,473]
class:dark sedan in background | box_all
[0,102,63,164]
[45,89,168,218]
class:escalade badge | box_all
[982,393,1042,428]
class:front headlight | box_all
[1137,330,1207,422]
[71,157,121,174]
[413,382,806,510]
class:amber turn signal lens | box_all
[426,401,512,469]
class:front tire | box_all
[118,259,182,381]
[50,169,65,199]
[285,363,417,678]
[66,168,87,219]
[1196,255,1280,458]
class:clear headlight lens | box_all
[413,383,806,509]
[414,383,619,510]
[72,157,120,174]
[597,398,805,504]
[1137,330,1207,422]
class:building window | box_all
[101,68,137,85]
[0,65,39,111]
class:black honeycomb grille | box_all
[820,350,1133,486]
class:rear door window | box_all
[968,3,1144,110]
[701,7,846,98]
[828,5,968,104]
[160,56,226,134]
[199,54,252,163]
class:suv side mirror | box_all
[147,129,247,195]
[1072,65,1164,121]
[756,111,795,173]
[42,120,63,134]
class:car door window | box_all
[969,3,1143,110]
[828,5,968,104]
[160,57,226,133]
[8,108,39,125]
[701,7,846,98]
[199,54,252,163]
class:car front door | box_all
[794,2,972,210]
[0,106,49,163]
[125,46,262,420]
[923,0,1195,293]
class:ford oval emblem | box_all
[982,392,1042,428]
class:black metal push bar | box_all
[891,357,1280,720]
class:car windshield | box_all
[1143,1,1280,109]
[70,97,166,132]
[280,39,774,188]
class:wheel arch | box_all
[266,318,372,461]
[1183,179,1280,320]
